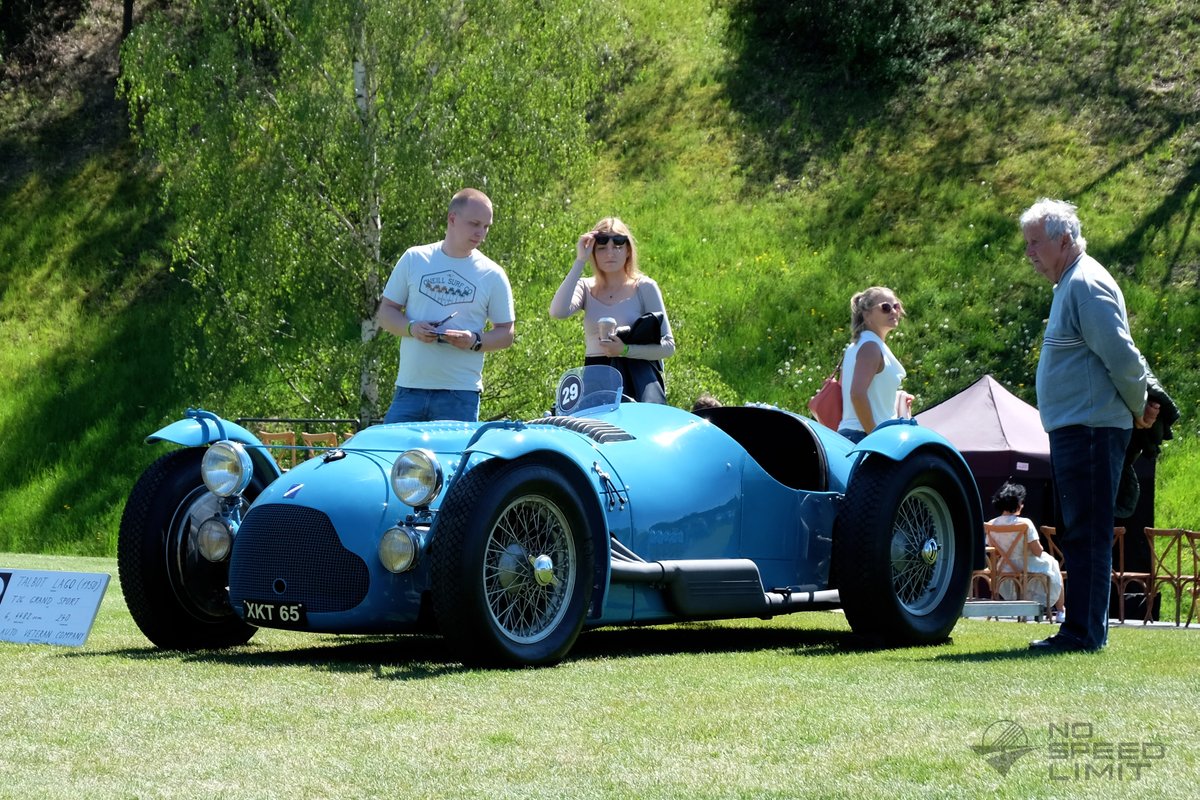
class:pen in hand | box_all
[431,311,457,344]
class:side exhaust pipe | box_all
[609,557,840,618]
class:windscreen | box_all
[554,366,623,417]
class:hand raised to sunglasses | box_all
[576,231,595,261]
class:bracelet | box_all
[621,344,630,357]
[406,320,414,337]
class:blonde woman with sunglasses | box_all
[549,217,675,403]
[837,286,911,442]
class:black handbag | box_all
[615,311,665,345]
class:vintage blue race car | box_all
[119,366,984,667]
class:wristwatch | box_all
[471,332,483,352]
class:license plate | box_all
[242,599,307,628]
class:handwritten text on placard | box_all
[0,569,110,646]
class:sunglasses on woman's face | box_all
[593,233,629,247]
[878,301,902,314]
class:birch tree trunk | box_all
[352,8,383,425]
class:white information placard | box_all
[0,569,110,646]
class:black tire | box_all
[118,448,257,650]
[834,451,973,644]
[430,459,594,667]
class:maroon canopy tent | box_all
[915,375,1053,528]
[917,373,1160,617]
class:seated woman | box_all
[549,217,675,403]
[987,481,1065,623]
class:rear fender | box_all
[850,420,986,569]
[146,410,282,484]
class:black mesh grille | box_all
[229,503,369,613]
[526,416,635,443]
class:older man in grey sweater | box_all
[1019,198,1153,652]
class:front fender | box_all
[146,410,281,483]
[147,410,263,448]
[457,420,623,619]
[849,419,964,465]
[463,421,614,468]
[461,422,628,513]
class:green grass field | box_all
[2,551,1198,799]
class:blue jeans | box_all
[383,386,480,424]
[1049,425,1131,650]
[838,429,867,444]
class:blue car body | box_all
[122,367,983,666]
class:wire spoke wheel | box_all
[483,495,576,643]
[835,452,975,644]
[889,486,954,615]
[431,459,594,666]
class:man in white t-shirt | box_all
[377,188,515,422]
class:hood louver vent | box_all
[526,416,635,444]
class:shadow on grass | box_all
[71,635,468,680]
[67,617,915,676]
[925,648,1072,664]
[569,621,866,660]
[0,164,186,554]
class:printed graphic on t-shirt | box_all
[421,270,477,306]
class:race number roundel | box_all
[557,373,584,415]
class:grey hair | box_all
[1019,198,1087,252]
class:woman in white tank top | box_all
[837,286,912,442]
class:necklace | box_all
[601,281,630,301]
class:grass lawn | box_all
[2,552,1196,799]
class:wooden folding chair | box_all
[1144,528,1197,626]
[1110,526,1150,623]
[300,431,340,460]
[984,523,1049,621]
[1185,531,1200,628]
[1042,525,1146,621]
[970,545,997,600]
[1040,525,1067,588]
[257,430,298,471]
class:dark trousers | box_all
[1049,425,1131,650]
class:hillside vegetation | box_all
[2,0,1197,555]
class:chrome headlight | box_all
[202,440,254,497]
[379,526,421,573]
[390,448,443,507]
[196,516,234,562]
